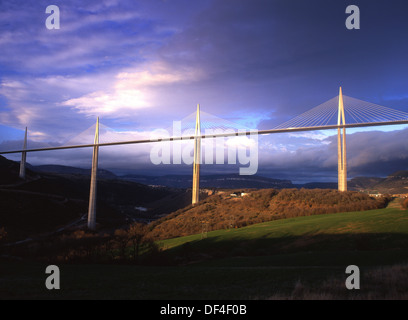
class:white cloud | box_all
[61,62,205,117]
[62,89,150,116]
[288,131,332,141]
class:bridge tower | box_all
[337,87,347,191]
[87,117,99,230]
[192,104,201,205]
[19,127,28,180]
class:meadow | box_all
[1,206,408,299]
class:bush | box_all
[402,198,408,209]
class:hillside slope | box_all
[0,156,186,241]
[149,188,389,240]
[122,173,294,189]
[161,207,408,262]
[348,171,408,194]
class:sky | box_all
[1,0,408,183]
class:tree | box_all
[127,223,147,261]
[114,229,129,259]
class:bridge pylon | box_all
[337,87,347,192]
[192,104,201,205]
[19,127,28,180]
[87,117,99,230]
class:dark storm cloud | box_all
[255,127,408,183]
[2,0,408,131]
[160,0,408,125]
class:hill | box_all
[370,171,408,194]
[160,207,408,265]
[295,182,338,189]
[33,165,117,179]
[349,170,408,194]
[11,158,408,194]
[0,155,38,185]
[1,154,407,242]
[122,172,408,194]
[389,170,408,178]
[0,156,189,241]
[348,176,385,190]
[148,188,390,240]
[122,173,294,189]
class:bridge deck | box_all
[1,120,408,155]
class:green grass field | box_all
[2,207,408,299]
[160,207,408,264]
[163,207,408,249]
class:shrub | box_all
[402,198,408,209]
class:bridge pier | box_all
[192,104,201,205]
[19,127,28,180]
[87,117,99,230]
[337,87,347,192]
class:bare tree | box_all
[128,223,147,261]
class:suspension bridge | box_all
[1,87,408,230]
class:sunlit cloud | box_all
[288,131,333,141]
[62,89,150,116]
[61,62,205,117]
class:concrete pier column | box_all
[19,127,27,180]
[337,87,347,191]
[87,117,99,230]
[192,104,201,205]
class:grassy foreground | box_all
[1,207,408,299]
[161,207,408,253]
